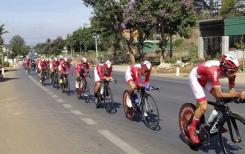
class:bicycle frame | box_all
[208,100,243,144]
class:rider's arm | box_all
[228,75,236,90]
[213,85,241,98]
[144,72,150,86]
[97,66,104,80]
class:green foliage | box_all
[173,38,184,47]
[220,0,236,17]
[2,61,10,67]
[10,35,28,57]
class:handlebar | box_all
[208,98,245,106]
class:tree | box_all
[82,0,125,63]
[0,24,8,62]
[10,35,27,57]
[235,39,245,72]
[150,0,196,62]
[122,0,154,62]
[220,0,236,17]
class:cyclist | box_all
[75,57,90,92]
[59,57,71,84]
[38,57,47,82]
[24,57,31,71]
[94,60,113,107]
[125,60,152,108]
[188,54,245,144]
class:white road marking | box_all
[51,95,58,98]
[71,110,83,115]
[56,99,65,103]
[47,92,53,95]
[98,129,142,154]
[13,112,20,115]
[81,118,96,125]
[62,104,72,108]
[28,76,49,92]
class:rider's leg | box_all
[94,81,101,98]
[188,101,208,144]
[188,67,208,144]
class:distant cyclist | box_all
[58,57,71,82]
[125,60,152,108]
[75,57,90,91]
[94,60,113,107]
[188,54,245,144]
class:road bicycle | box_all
[60,73,70,95]
[51,69,59,89]
[179,98,245,153]
[122,86,160,130]
[95,80,115,113]
[76,74,91,103]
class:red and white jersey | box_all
[50,60,59,70]
[38,60,47,70]
[75,62,90,76]
[196,60,236,87]
[125,64,150,86]
[95,64,112,80]
[59,62,70,74]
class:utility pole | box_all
[93,34,99,64]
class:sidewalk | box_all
[112,65,245,85]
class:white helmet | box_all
[141,60,152,71]
[104,60,112,69]
[220,54,239,71]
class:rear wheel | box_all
[219,113,245,154]
[122,90,136,120]
[142,94,159,130]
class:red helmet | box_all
[220,54,239,71]
[141,60,152,71]
[104,60,112,70]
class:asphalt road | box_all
[0,65,245,154]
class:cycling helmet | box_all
[81,57,87,64]
[64,57,68,62]
[220,54,239,71]
[104,60,112,69]
[141,60,152,71]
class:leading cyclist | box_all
[188,54,245,144]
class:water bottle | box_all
[134,94,141,107]
[100,85,104,95]
[207,109,218,126]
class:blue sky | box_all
[0,0,93,45]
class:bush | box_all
[2,61,10,67]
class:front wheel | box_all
[122,90,136,120]
[142,94,159,130]
[104,86,114,113]
[219,113,245,154]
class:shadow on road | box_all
[178,133,241,154]
[0,77,19,82]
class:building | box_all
[198,16,245,59]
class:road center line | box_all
[81,118,96,125]
[71,110,83,115]
[51,95,58,98]
[62,104,72,108]
[56,99,65,103]
[98,129,142,154]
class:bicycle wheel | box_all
[142,94,159,130]
[219,113,245,154]
[104,86,114,113]
[83,82,91,103]
[122,90,136,120]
